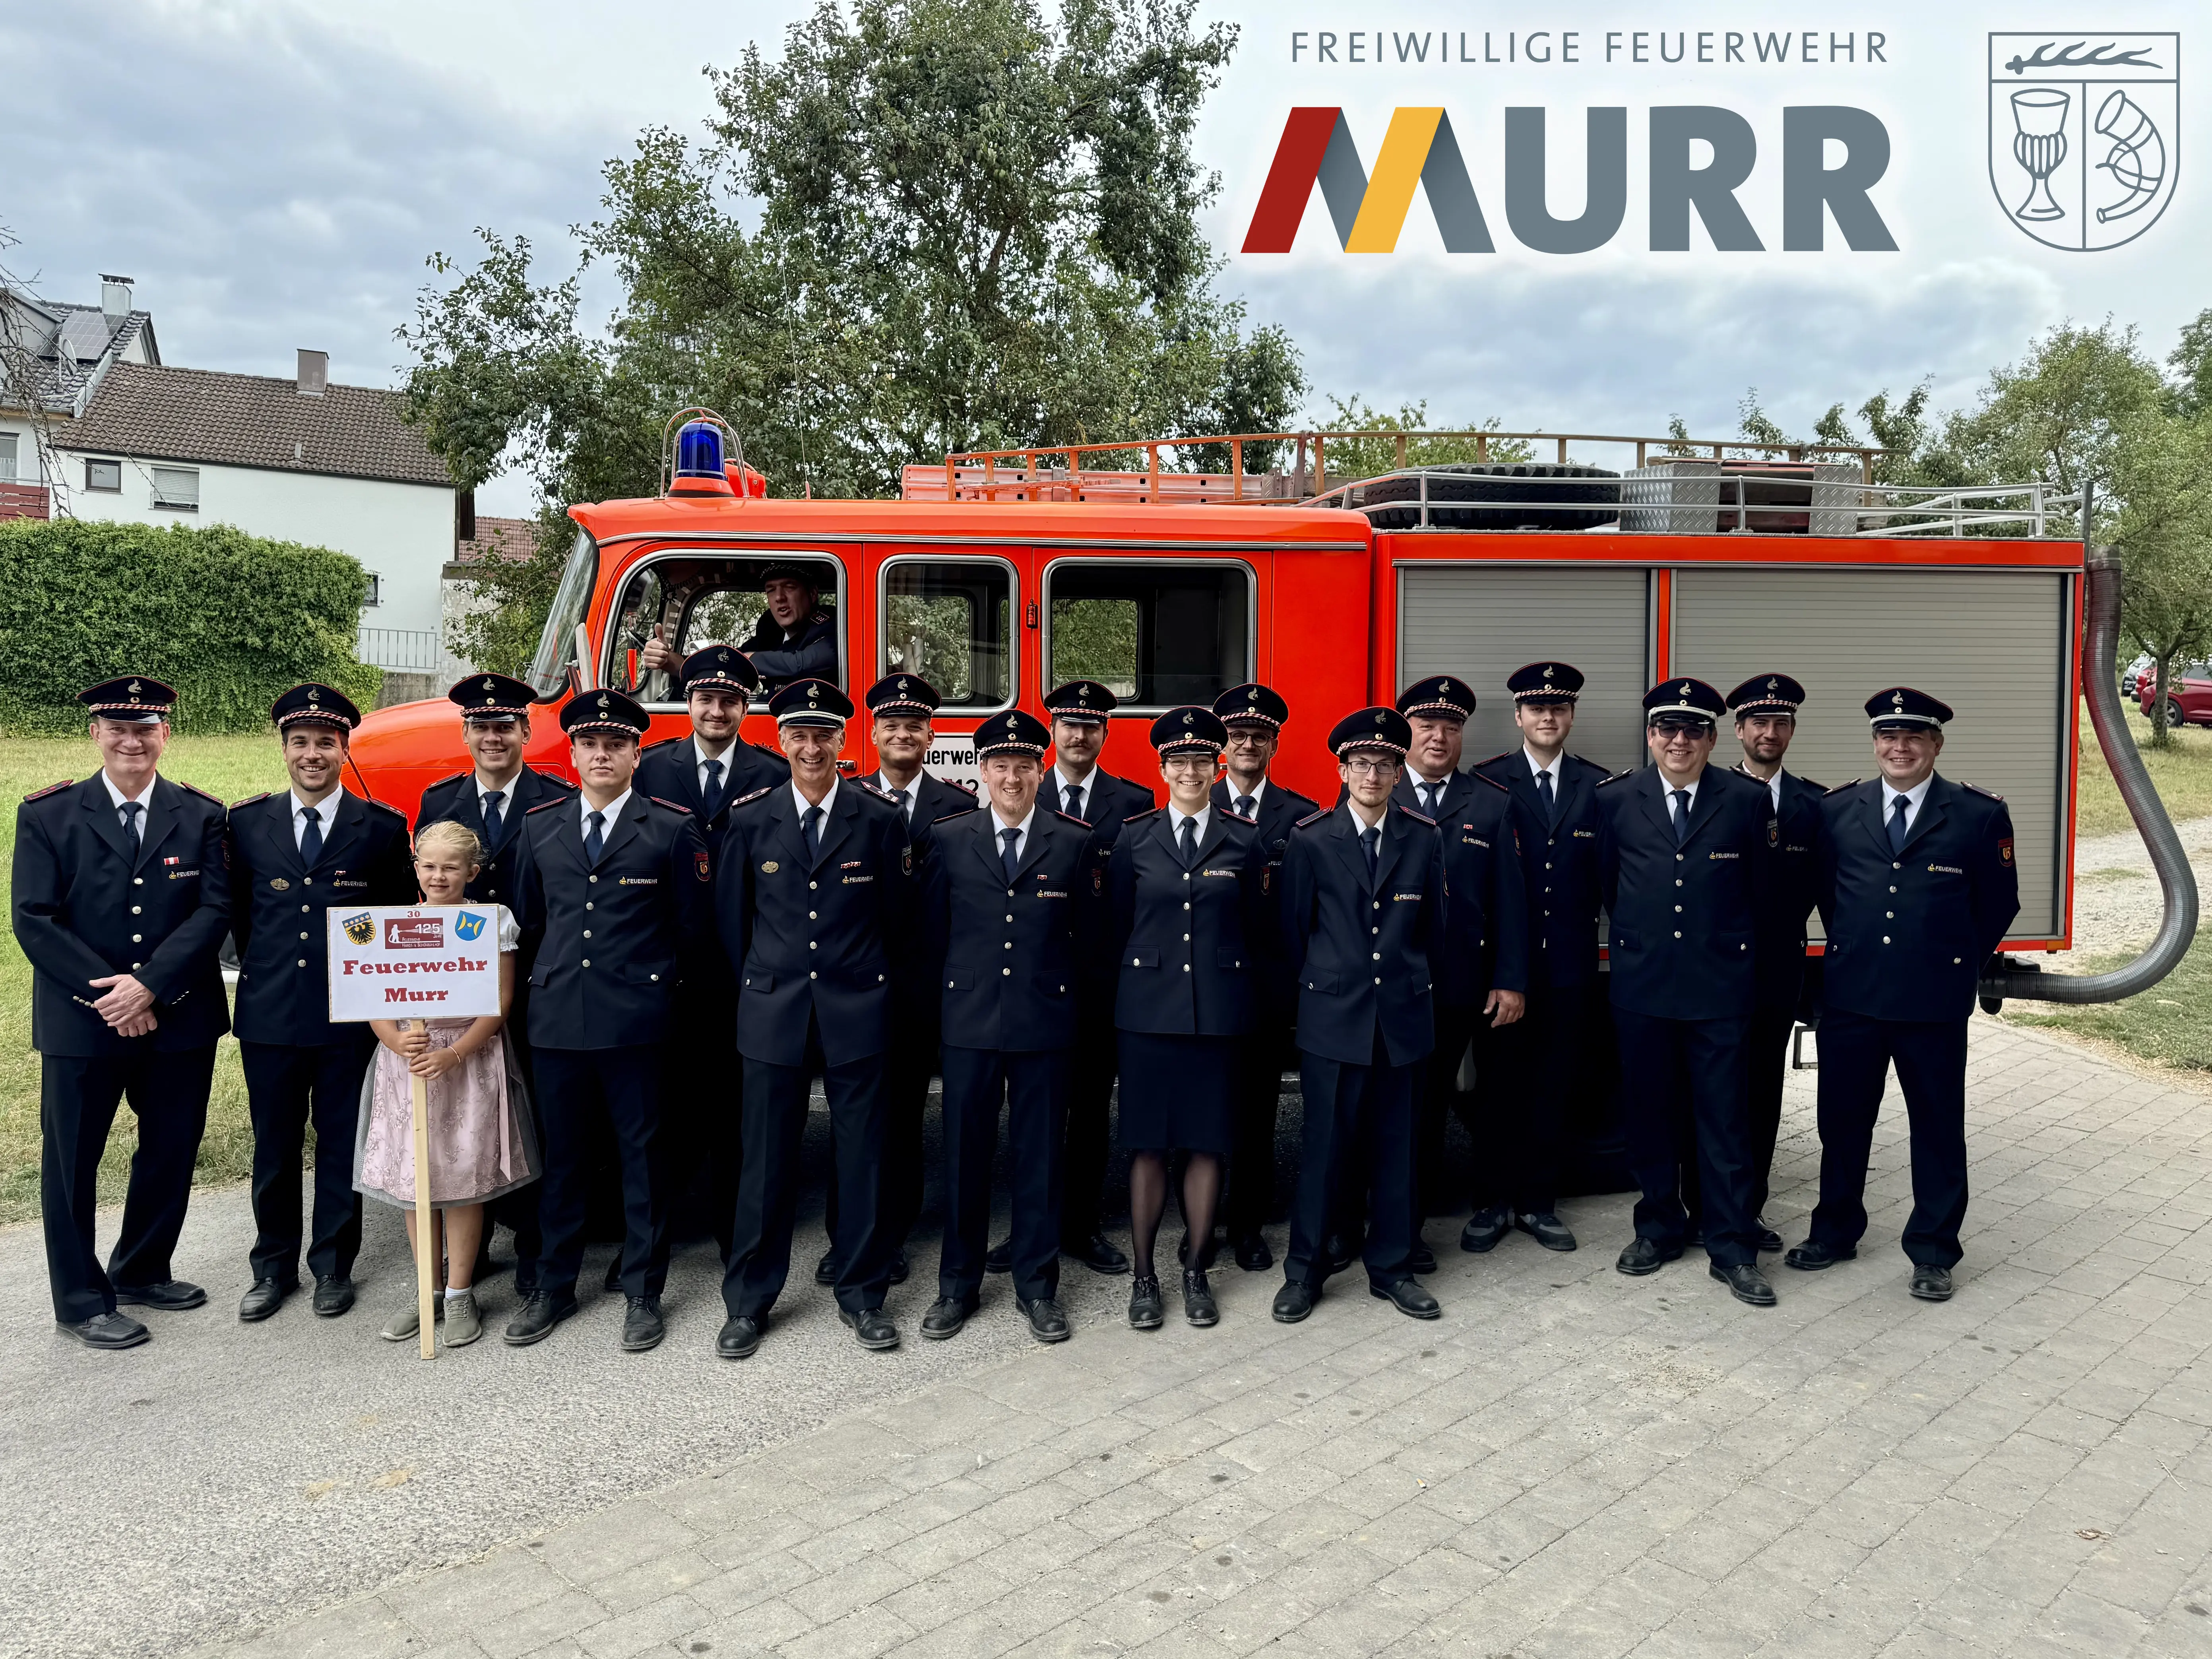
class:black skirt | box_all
[1115,1031,1236,1156]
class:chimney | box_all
[296,349,328,397]
[99,275,134,326]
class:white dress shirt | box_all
[1053,764,1097,821]
[1407,768,1455,818]
[989,804,1037,866]
[1224,776,1268,817]
[475,769,525,825]
[100,771,157,815]
[1523,746,1564,800]
[1885,772,1935,835]
[872,772,921,819]
[1659,772,1702,829]
[789,776,839,828]
[580,788,632,841]
[289,789,344,852]
[1167,802,1212,848]
[693,737,737,798]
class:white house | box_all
[0,274,159,515]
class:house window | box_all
[150,466,200,511]
[0,434,18,482]
[84,458,122,492]
[364,574,382,607]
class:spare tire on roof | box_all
[1355,462,1622,531]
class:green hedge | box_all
[0,519,381,735]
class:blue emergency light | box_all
[675,420,725,479]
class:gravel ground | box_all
[2045,815,2212,968]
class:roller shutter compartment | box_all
[1396,564,1652,772]
[1671,566,2071,942]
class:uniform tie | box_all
[1178,814,1198,867]
[481,789,505,846]
[300,804,323,865]
[1000,826,1021,884]
[119,799,142,849]
[1888,792,1911,853]
[1361,824,1380,879]
[1421,780,1443,819]
[804,804,824,856]
[584,808,605,865]
[700,758,724,820]
[891,787,909,817]
[1536,769,1555,824]
[1063,782,1083,821]
[1670,788,1691,846]
[1233,794,1256,820]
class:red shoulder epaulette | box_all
[951,778,977,793]
[729,786,775,809]
[1293,808,1330,829]
[1474,772,1509,793]
[1594,771,1631,789]
[1223,810,1256,826]
[931,809,976,826]
[24,778,72,802]
[1824,779,1863,796]
[364,796,407,817]
[1398,805,1437,825]
[1966,783,2005,801]
[648,795,692,814]
[527,766,576,786]
[1051,810,1090,828]
[1476,750,1516,769]
[1797,777,1826,794]
[1124,807,1161,824]
[428,769,471,791]
[641,736,682,753]
[177,780,225,806]
[231,791,271,808]
[525,797,568,815]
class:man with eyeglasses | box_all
[1786,688,2016,1303]
[1597,679,1780,1308]
[1208,683,1316,1271]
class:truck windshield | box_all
[525,527,599,698]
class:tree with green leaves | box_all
[401,0,1303,672]
[2109,406,2212,746]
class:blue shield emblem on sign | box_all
[454,910,487,942]
[1989,32,2179,250]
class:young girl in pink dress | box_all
[355,819,537,1347]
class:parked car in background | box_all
[2123,654,2153,696]
[2140,662,2212,728]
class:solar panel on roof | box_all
[58,312,113,361]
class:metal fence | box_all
[355,627,444,671]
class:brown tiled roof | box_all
[455,515,538,563]
[58,362,452,488]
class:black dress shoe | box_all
[114,1279,206,1312]
[1783,1240,1856,1272]
[1272,1280,1316,1323]
[1459,1207,1510,1254]
[1066,1232,1130,1275]
[238,1277,294,1322]
[503,1289,579,1346]
[1182,1269,1219,1328]
[1371,1278,1442,1319]
[60,1310,150,1350]
[889,1250,910,1286]
[1321,1233,1356,1275]
[839,1305,900,1350]
[1710,1262,1778,1307]
[1127,1274,1165,1330]
[814,1249,841,1286]
[604,1255,624,1293]
[1232,1232,1274,1272]
[1686,1223,1706,1248]
[1514,1212,1578,1252]
[1019,1296,1071,1343]
[1615,1238,1683,1277]
[717,1315,762,1359]
[1175,1233,1220,1271]
[1910,1264,1955,1302]
[620,1295,665,1352]
[312,1276,356,1318]
[1406,1239,1438,1276]
[1754,1219,1785,1254]
[920,1297,974,1339]
[984,1239,1013,1274]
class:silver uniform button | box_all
[1002,967,1011,976]
[810,971,818,980]
[131,906,141,915]
[1673,931,1681,939]
[583,958,591,966]
[133,877,143,886]
[132,933,142,942]
[300,903,310,912]
[583,929,592,938]
[1882,937,1891,945]
[297,959,306,967]
[1183,964,1190,972]
[298,932,308,940]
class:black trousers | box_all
[825,1014,931,1254]
[659,986,742,1256]
[725,1016,891,1320]
[240,1037,372,1285]
[41,1046,215,1324]
[1060,1006,1117,1244]
[1413,1001,1481,1217]
[1465,987,1580,1215]
[1285,1029,1421,1289]
[1613,1008,1757,1268]
[1745,1006,1798,1223]
[533,1044,669,1299]
[1808,1011,1971,1268]
[940,1044,1068,1304]
[1225,1021,1297,1236]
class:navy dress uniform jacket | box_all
[1735,765,1826,1015]
[1108,810,1267,1038]
[512,793,715,1050]
[415,765,575,907]
[1210,778,1318,1010]
[718,782,916,1068]
[636,737,789,853]
[13,776,233,1055]
[925,807,1090,1051]
[1473,749,1610,990]
[229,790,415,1046]
[1596,766,1777,1021]
[740,607,838,688]
[1393,771,1529,1004]
[1280,804,1448,1068]
[864,770,975,842]
[1817,775,2018,1023]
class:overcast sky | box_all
[5,0,2200,513]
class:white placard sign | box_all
[327,906,503,1023]
[923,731,979,789]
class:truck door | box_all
[869,549,1022,786]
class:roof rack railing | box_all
[913,428,1900,506]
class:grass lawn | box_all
[2,734,286,1225]
[2009,933,2212,1074]
[2074,702,2212,839]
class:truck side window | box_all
[1045,561,1252,711]
[883,560,1012,711]
[606,551,845,706]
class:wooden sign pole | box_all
[407,1017,436,1360]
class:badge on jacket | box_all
[1999,838,2014,864]
[696,850,711,880]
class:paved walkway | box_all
[6,1019,2211,1659]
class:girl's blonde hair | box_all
[413,819,484,868]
